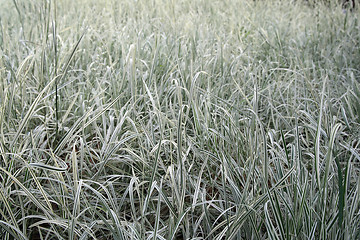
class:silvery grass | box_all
[0,0,359,239]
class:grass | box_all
[0,0,360,239]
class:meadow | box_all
[0,0,359,239]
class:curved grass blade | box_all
[0,220,28,240]
[28,162,67,172]
[0,167,53,218]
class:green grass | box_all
[0,0,360,239]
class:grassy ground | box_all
[0,0,359,239]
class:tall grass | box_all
[0,0,359,239]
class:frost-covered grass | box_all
[0,0,359,239]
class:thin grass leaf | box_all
[0,185,20,231]
[168,207,191,240]
[0,220,29,240]
[69,179,83,240]
[264,201,281,240]
[153,181,162,240]
[314,76,328,190]
[0,167,53,218]
[10,76,57,150]
[28,163,67,172]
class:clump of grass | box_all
[0,0,359,239]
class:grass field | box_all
[0,0,359,239]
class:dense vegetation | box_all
[0,0,359,239]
